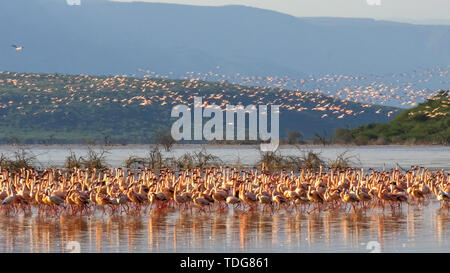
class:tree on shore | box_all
[155,128,176,151]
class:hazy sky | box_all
[113,0,450,23]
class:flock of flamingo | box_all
[0,166,449,217]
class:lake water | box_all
[1,144,449,171]
[0,145,448,253]
[0,203,448,253]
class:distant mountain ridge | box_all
[1,0,450,77]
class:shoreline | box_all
[0,143,448,149]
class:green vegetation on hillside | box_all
[334,91,450,145]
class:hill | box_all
[0,72,398,144]
[336,91,450,145]
[1,0,450,77]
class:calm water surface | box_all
[0,203,448,253]
[0,145,448,253]
[1,144,449,170]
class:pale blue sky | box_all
[113,0,450,24]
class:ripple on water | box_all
[0,200,448,253]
